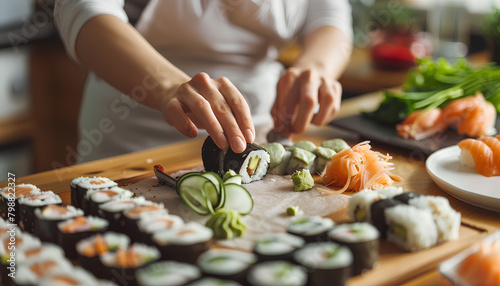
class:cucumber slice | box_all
[201,172,226,209]
[177,173,219,215]
[222,183,254,215]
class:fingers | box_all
[290,70,320,134]
[311,79,342,125]
[272,68,300,135]
[164,73,253,153]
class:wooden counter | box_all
[1,91,499,285]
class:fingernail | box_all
[244,129,254,142]
[216,133,229,150]
[232,136,246,153]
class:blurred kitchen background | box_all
[1,0,500,181]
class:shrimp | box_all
[396,108,448,140]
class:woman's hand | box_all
[162,72,255,153]
[271,67,342,136]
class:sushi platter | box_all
[0,133,496,286]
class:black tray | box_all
[329,114,500,156]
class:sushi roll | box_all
[202,136,227,177]
[313,146,336,175]
[17,243,66,265]
[97,196,150,232]
[268,150,292,175]
[34,205,84,243]
[18,191,62,233]
[293,242,353,286]
[385,204,438,252]
[135,260,201,286]
[57,216,109,259]
[328,223,380,275]
[187,277,243,286]
[121,203,167,240]
[286,216,335,242]
[348,187,404,223]
[84,187,134,216]
[13,255,74,286]
[404,195,461,242]
[197,249,257,284]
[38,266,100,286]
[247,260,308,286]
[288,141,317,152]
[152,222,213,264]
[136,214,184,245]
[261,142,286,169]
[253,233,305,262]
[224,143,270,183]
[0,184,40,223]
[99,243,161,285]
[370,199,403,238]
[286,147,316,174]
[0,232,41,284]
[321,139,350,152]
[71,177,117,209]
[76,232,130,278]
[393,192,421,204]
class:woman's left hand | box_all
[271,67,342,136]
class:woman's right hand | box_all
[162,72,255,153]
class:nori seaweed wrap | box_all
[370,199,403,238]
[223,143,270,184]
[202,136,227,177]
[35,205,84,243]
[19,191,62,233]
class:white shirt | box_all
[54,0,352,162]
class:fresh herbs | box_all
[364,57,500,125]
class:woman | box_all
[54,0,352,162]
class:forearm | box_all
[75,14,190,110]
[292,26,352,80]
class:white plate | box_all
[426,145,500,212]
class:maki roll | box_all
[403,195,461,242]
[224,143,270,183]
[17,243,65,265]
[0,184,40,223]
[187,277,243,286]
[136,214,184,245]
[136,261,201,286]
[328,223,380,275]
[152,222,213,264]
[0,232,41,284]
[289,141,317,152]
[370,199,403,238]
[286,216,335,242]
[13,256,74,286]
[197,249,257,284]
[97,196,150,232]
[121,203,167,240]
[247,260,308,286]
[34,205,84,243]
[76,232,130,278]
[313,147,336,175]
[57,216,109,259]
[38,266,100,286]
[71,177,117,209]
[385,204,438,252]
[85,187,134,216]
[293,242,353,286]
[268,150,292,175]
[100,243,161,285]
[202,135,227,177]
[348,187,404,223]
[321,139,350,152]
[261,143,287,170]
[286,148,316,174]
[393,192,421,204]
[253,233,305,262]
[19,191,62,233]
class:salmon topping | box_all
[89,179,106,185]
[116,247,140,268]
[94,190,119,198]
[25,247,43,258]
[30,260,57,277]
[125,205,161,217]
[51,276,79,285]
[44,205,70,215]
[178,229,196,236]
[15,186,35,198]
[3,237,22,251]
[61,216,89,233]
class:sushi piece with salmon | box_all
[396,108,448,140]
[136,213,184,245]
[70,177,117,210]
[38,266,101,286]
[457,237,500,286]
[35,204,84,243]
[0,184,40,224]
[442,93,497,137]
[85,187,134,216]
[458,136,500,177]
[19,191,62,233]
[13,255,74,286]
[57,216,109,259]
[76,232,130,278]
